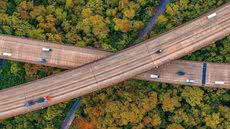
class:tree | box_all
[65,0,73,9]
[0,0,7,13]
[10,63,19,75]
[181,87,204,107]
[75,117,94,129]
[161,93,181,112]
[113,18,131,33]
[167,123,184,129]
[204,113,222,129]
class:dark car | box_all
[155,49,163,54]
[176,71,186,76]
[25,96,52,107]
[36,97,46,103]
[26,100,36,107]
[39,58,48,63]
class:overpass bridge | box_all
[0,3,229,120]
[1,35,230,89]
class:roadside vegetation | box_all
[0,0,229,129]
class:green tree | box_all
[181,87,204,107]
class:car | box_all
[2,52,12,57]
[207,13,216,19]
[35,96,52,103]
[25,96,52,107]
[36,97,47,103]
[155,49,163,54]
[42,47,52,52]
[150,74,160,79]
[25,100,36,107]
[185,79,195,83]
[176,71,185,76]
[39,58,48,63]
[215,81,224,85]
[44,96,52,101]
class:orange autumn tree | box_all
[75,117,94,129]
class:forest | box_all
[0,0,229,129]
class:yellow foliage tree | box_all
[170,108,197,126]
[156,15,168,25]
[81,8,92,19]
[0,0,7,12]
[113,18,131,32]
[10,63,19,75]
[181,87,204,107]
[204,113,222,129]
[124,8,135,19]
[65,0,73,9]
[166,3,179,16]
[24,64,42,80]
[162,93,181,112]
[150,114,161,127]
[167,123,184,129]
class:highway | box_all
[0,3,229,120]
[1,35,230,89]
[135,60,230,88]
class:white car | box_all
[207,13,217,19]
[150,74,160,79]
[214,81,224,85]
[185,79,195,83]
[42,47,52,52]
[3,52,12,57]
